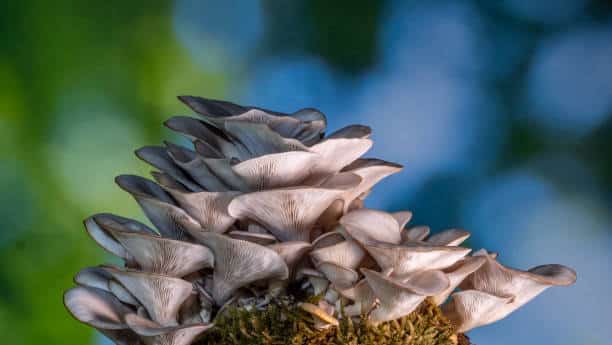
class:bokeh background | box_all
[1,0,611,344]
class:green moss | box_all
[197,298,470,345]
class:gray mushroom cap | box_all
[196,232,289,305]
[339,208,403,245]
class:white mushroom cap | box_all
[391,211,413,230]
[431,256,486,305]
[442,290,514,333]
[361,268,450,324]
[196,232,289,305]
[364,241,471,277]
[232,151,319,190]
[339,159,403,211]
[109,230,214,277]
[125,313,213,345]
[401,226,430,243]
[162,186,238,234]
[316,261,359,289]
[336,278,376,316]
[103,267,194,326]
[268,241,313,274]
[450,254,577,330]
[228,186,354,242]
[310,239,366,269]
[339,209,402,245]
[308,135,373,178]
[427,228,471,247]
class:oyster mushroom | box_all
[316,261,359,289]
[401,225,430,243]
[195,232,289,305]
[391,211,413,230]
[309,239,366,269]
[427,228,471,247]
[445,253,577,332]
[431,256,486,305]
[228,186,355,242]
[364,241,471,277]
[64,286,140,345]
[339,208,403,245]
[336,278,376,317]
[227,231,277,245]
[125,313,213,345]
[115,175,200,240]
[339,159,403,211]
[297,267,329,295]
[103,267,194,326]
[362,268,450,324]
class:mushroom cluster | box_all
[64,96,576,345]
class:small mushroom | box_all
[339,159,403,212]
[391,211,413,230]
[336,279,376,316]
[362,268,450,324]
[308,135,373,178]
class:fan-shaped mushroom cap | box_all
[402,226,430,243]
[136,146,203,192]
[391,211,413,230]
[427,228,471,247]
[339,209,402,245]
[310,240,366,269]
[108,280,140,306]
[227,231,277,245]
[299,302,339,328]
[362,268,450,324]
[339,159,403,211]
[109,231,214,277]
[64,286,132,330]
[232,151,319,190]
[432,256,486,305]
[196,232,289,305]
[84,214,156,261]
[125,313,213,345]
[316,261,359,289]
[162,187,238,234]
[365,241,471,277]
[442,290,514,333]
[308,135,373,177]
[104,267,194,326]
[311,231,346,249]
[456,254,577,327]
[228,186,354,242]
[116,175,200,240]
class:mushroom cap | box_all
[228,186,353,242]
[361,268,449,324]
[401,226,430,243]
[196,232,289,305]
[365,241,471,276]
[103,267,194,326]
[310,239,366,269]
[316,261,359,289]
[391,211,413,230]
[427,228,471,246]
[340,209,402,245]
[432,256,487,305]
[227,231,277,245]
[64,286,131,330]
[125,313,214,345]
[442,289,514,333]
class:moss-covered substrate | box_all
[197,298,470,345]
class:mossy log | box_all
[197,298,470,345]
